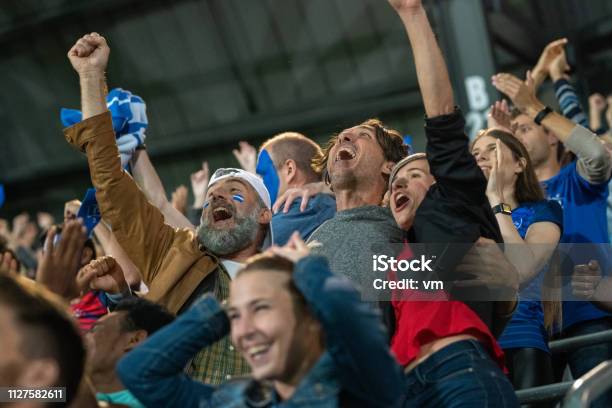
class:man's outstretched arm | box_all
[389,0,454,117]
[131,149,195,230]
[64,33,175,284]
[67,33,108,119]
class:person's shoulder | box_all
[281,193,336,214]
[307,215,337,241]
[524,199,561,212]
[559,159,609,192]
[555,160,585,184]
[542,162,575,186]
[525,199,563,227]
[311,193,336,207]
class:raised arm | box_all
[548,45,589,128]
[531,38,567,91]
[67,33,108,119]
[92,222,142,288]
[493,72,612,184]
[589,94,607,134]
[131,149,194,230]
[389,0,454,116]
[486,144,562,286]
[65,33,176,284]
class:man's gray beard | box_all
[197,210,260,256]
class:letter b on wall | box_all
[465,76,489,111]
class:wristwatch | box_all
[492,203,512,216]
[534,106,553,126]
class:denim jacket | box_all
[117,255,404,407]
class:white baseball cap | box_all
[207,168,274,249]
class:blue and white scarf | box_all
[61,88,147,168]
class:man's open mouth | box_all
[212,207,233,222]
[336,146,356,161]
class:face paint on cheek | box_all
[232,194,245,203]
[203,201,210,209]
[256,149,280,204]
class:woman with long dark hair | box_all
[472,128,563,402]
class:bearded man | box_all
[63,32,273,385]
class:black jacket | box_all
[389,109,511,339]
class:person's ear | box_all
[124,330,148,352]
[17,359,59,389]
[516,157,527,175]
[258,208,272,225]
[381,161,395,176]
[284,159,297,184]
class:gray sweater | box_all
[307,205,404,295]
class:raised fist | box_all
[67,32,110,75]
[76,255,129,295]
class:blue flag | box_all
[77,188,101,237]
[403,135,414,155]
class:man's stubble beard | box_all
[330,168,360,193]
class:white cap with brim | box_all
[388,153,427,190]
[207,168,274,250]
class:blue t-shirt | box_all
[542,161,611,330]
[272,193,336,246]
[97,390,145,408]
[498,200,563,352]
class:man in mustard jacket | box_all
[64,32,273,385]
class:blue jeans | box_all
[404,340,519,408]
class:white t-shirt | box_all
[221,259,244,280]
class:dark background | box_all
[1,0,611,219]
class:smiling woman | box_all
[116,234,405,407]
[471,128,563,394]
[227,253,322,393]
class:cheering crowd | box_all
[2,0,612,407]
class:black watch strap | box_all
[492,203,512,215]
[534,106,553,126]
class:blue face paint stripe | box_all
[203,201,210,209]
[232,194,245,203]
